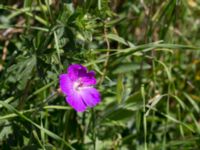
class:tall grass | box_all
[0,0,200,149]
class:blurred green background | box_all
[0,0,200,149]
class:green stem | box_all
[91,108,96,150]
[141,85,147,150]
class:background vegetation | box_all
[0,0,200,149]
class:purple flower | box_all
[59,64,101,112]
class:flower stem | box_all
[91,108,96,150]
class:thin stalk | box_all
[141,85,147,150]
[91,108,96,150]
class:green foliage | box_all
[0,0,200,149]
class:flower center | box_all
[73,80,83,91]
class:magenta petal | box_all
[88,71,95,77]
[79,87,101,107]
[59,74,73,95]
[67,64,87,81]
[66,92,87,112]
[81,71,96,86]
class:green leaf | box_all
[107,34,135,47]
[0,101,75,150]
[113,63,151,74]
